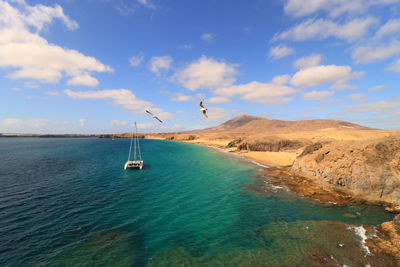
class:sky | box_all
[1,0,400,134]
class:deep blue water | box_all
[0,138,393,266]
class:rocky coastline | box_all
[166,133,400,264]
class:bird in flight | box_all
[199,101,208,118]
[145,110,163,123]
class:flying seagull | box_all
[145,110,163,123]
[199,101,208,118]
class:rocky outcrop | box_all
[227,137,306,152]
[292,137,400,206]
[366,215,400,266]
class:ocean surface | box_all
[0,138,394,266]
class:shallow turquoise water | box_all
[0,138,393,266]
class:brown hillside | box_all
[202,115,372,133]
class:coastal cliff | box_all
[291,137,400,207]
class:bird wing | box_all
[199,101,204,108]
[155,116,163,123]
[202,110,208,118]
[146,110,153,116]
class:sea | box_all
[0,138,394,266]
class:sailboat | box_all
[124,122,143,170]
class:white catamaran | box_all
[124,122,143,170]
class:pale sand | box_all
[184,139,231,147]
[238,151,299,167]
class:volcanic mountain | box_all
[201,115,371,133]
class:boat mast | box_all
[133,122,137,161]
[137,123,142,161]
[128,123,134,161]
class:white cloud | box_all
[284,0,400,18]
[352,41,400,64]
[67,73,99,87]
[201,33,215,42]
[215,75,296,105]
[273,17,377,42]
[79,118,87,127]
[174,55,237,91]
[64,89,152,113]
[369,85,386,91]
[0,1,112,86]
[148,56,172,76]
[374,19,400,40]
[115,0,157,14]
[347,93,368,102]
[302,90,334,100]
[171,93,190,102]
[0,118,69,134]
[137,0,156,9]
[344,94,400,115]
[203,107,241,123]
[330,82,358,90]
[64,89,175,121]
[129,52,144,67]
[11,87,20,91]
[290,65,363,88]
[207,96,230,104]
[386,58,400,72]
[269,45,294,60]
[293,54,322,69]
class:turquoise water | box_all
[0,138,394,266]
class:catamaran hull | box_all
[124,160,143,170]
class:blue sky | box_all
[1,0,400,133]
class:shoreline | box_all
[166,138,400,265]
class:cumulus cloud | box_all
[269,45,295,60]
[0,0,112,86]
[170,93,190,102]
[284,0,400,18]
[79,118,87,127]
[201,33,215,42]
[148,56,172,76]
[352,41,400,64]
[174,55,237,91]
[290,65,363,89]
[64,89,152,113]
[272,17,377,42]
[67,74,99,87]
[64,89,175,120]
[302,90,334,100]
[207,96,230,104]
[129,52,144,67]
[215,75,296,105]
[293,54,322,69]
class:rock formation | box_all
[292,137,400,206]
